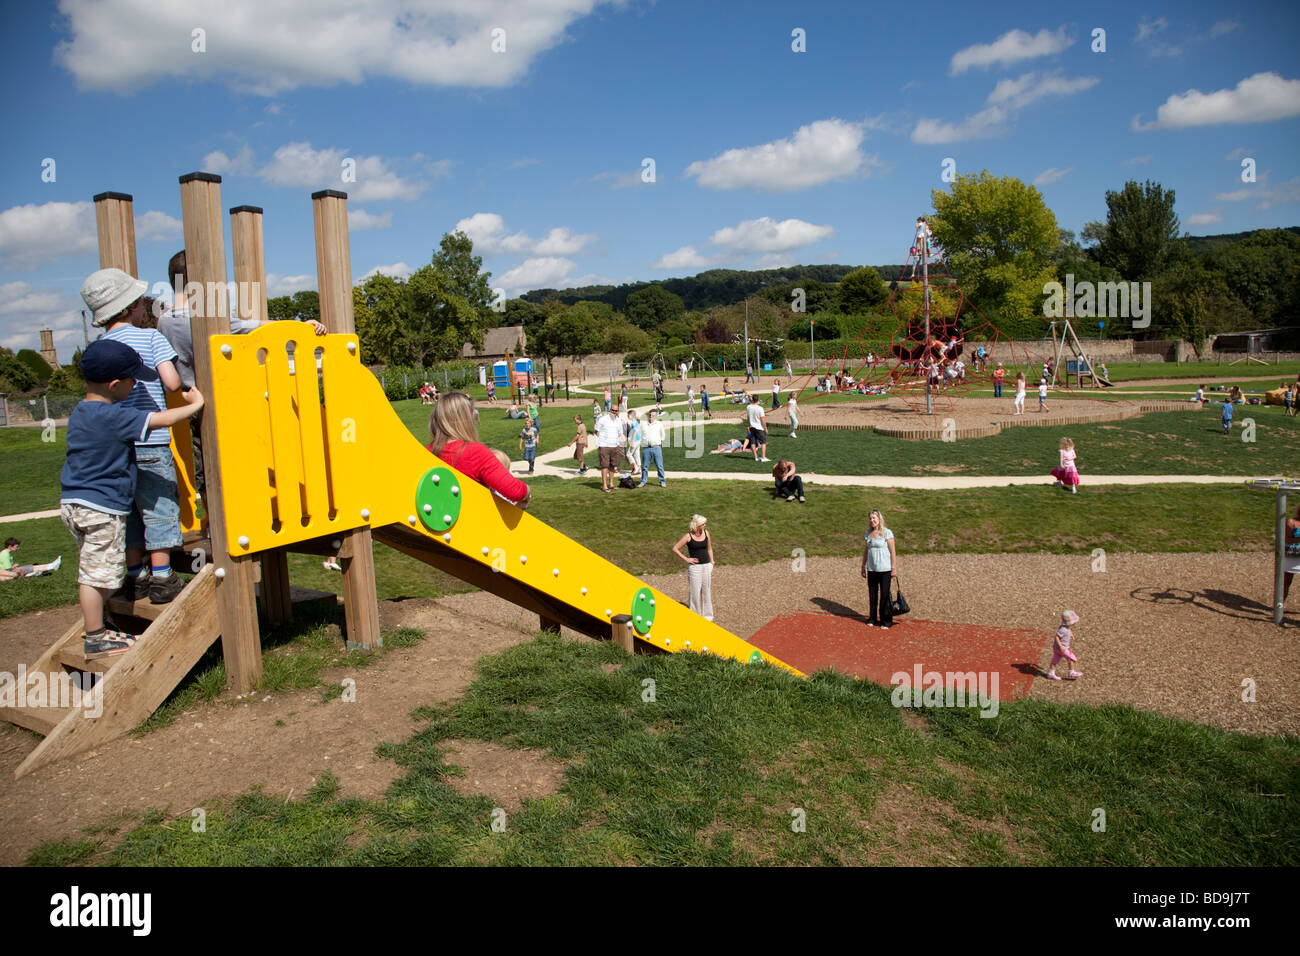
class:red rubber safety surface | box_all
[748,612,1048,700]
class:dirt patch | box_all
[899,711,931,734]
[439,739,566,814]
[868,781,1024,865]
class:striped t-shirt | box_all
[102,324,178,446]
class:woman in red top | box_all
[427,392,531,508]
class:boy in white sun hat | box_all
[83,267,188,605]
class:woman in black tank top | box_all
[672,515,715,621]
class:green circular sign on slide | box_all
[749,651,763,664]
[631,587,655,634]
[416,467,461,533]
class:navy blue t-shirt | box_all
[59,400,153,515]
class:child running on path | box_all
[1045,610,1082,680]
[787,393,799,438]
[1050,437,1080,493]
[1037,377,1050,413]
[1013,372,1026,415]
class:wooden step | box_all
[0,704,72,735]
[107,595,167,623]
[55,643,116,673]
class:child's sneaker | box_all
[113,573,148,603]
[148,571,184,605]
[1045,670,1061,680]
[1067,670,1083,679]
[84,632,136,660]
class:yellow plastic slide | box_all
[208,324,801,675]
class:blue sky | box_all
[2,0,1299,358]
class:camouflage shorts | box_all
[60,503,126,589]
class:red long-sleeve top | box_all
[427,439,529,505]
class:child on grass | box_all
[518,421,538,475]
[60,339,203,659]
[0,538,61,580]
[1045,610,1082,680]
[1050,437,1080,493]
[1221,400,1234,434]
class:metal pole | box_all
[810,315,815,364]
[1276,489,1287,626]
[81,309,90,345]
[43,394,49,421]
[923,229,932,415]
[565,369,569,400]
[744,303,749,380]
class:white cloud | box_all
[425,159,454,180]
[1214,173,1300,210]
[1215,188,1253,202]
[507,157,541,169]
[347,208,392,231]
[652,246,711,270]
[987,72,1098,109]
[588,169,645,189]
[1135,17,1168,43]
[265,273,316,297]
[949,27,1071,74]
[533,227,596,256]
[1225,146,1252,160]
[0,282,86,357]
[258,142,425,201]
[1133,72,1300,130]
[203,145,255,175]
[684,119,871,191]
[709,217,834,253]
[1185,212,1224,226]
[53,0,614,95]
[911,106,1008,144]
[753,252,798,269]
[0,201,96,267]
[1210,19,1240,37]
[454,214,594,256]
[497,257,575,295]
[359,262,411,282]
[1125,154,1155,165]
[135,210,183,241]
[1033,167,1073,185]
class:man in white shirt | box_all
[638,409,667,487]
[680,360,689,382]
[594,409,625,493]
[747,394,769,462]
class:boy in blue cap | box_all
[60,338,203,659]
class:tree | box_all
[503,298,546,344]
[0,348,37,393]
[603,321,651,353]
[1151,259,1249,352]
[930,171,1059,325]
[1094,180,1180,280]
[836,267,888,314]
[787,313,840,341]
[1203,229,1300,322]
[405,265,483,365]
[624,285,685,332]
[532,309,604,359]
[431,231,495,319]
[358,274,409,365]
[700,317,732,344]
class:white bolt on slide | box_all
[424,504,433,514]
[684,641,691,648]
[662,638,668,645]
[408,515,416,525]
[215,567,226,579]
[443,533,451,543]
[635,615,642,622]
[481,547,490,556]
[347,341,357,354]
[605,609,611,617]
[237,535,250,548]
[552,569,559,577]
[432,474,441,485]
[220,344,232,357]
[451,486,460,495]
[650,599,655,606]
[702,647,709,653]
[443,514,452,524]
[263,392,268,399]
[581,587,588,595]
[519,555,527,564]
[361,509,370,520]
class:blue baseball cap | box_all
[80,339,158,384]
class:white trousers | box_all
[687,562,714,621]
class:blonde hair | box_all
[689,514,707,533]
[490,448,510,469]
[429,392,480,452]
[1060,437,1074,450]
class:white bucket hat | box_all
[81,267,147,327]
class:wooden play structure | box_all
[1048,319,1114,388]
[0,173,799,778]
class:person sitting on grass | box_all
[504,403,526,419]
[1193,384,1205,406]
[60,339,204,660]
[0,538,62,580]
[771,459,805,502]
[428,392,530,509]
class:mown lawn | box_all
[29,634,1299,866]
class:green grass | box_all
[31,634,1299,866]
[662,408,1300,476]
[1,481,1282,620]
[0,425,66,515]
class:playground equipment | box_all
[1049,319,1113,388]
[1244,478,1299,626]
[0,175,799,778]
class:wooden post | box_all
[610,614,634,654]
[92,192,138,277]
[312,189,381,650]
[231,204,290,622]
[180,172,263,691]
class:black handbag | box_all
[890,577,911,616]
